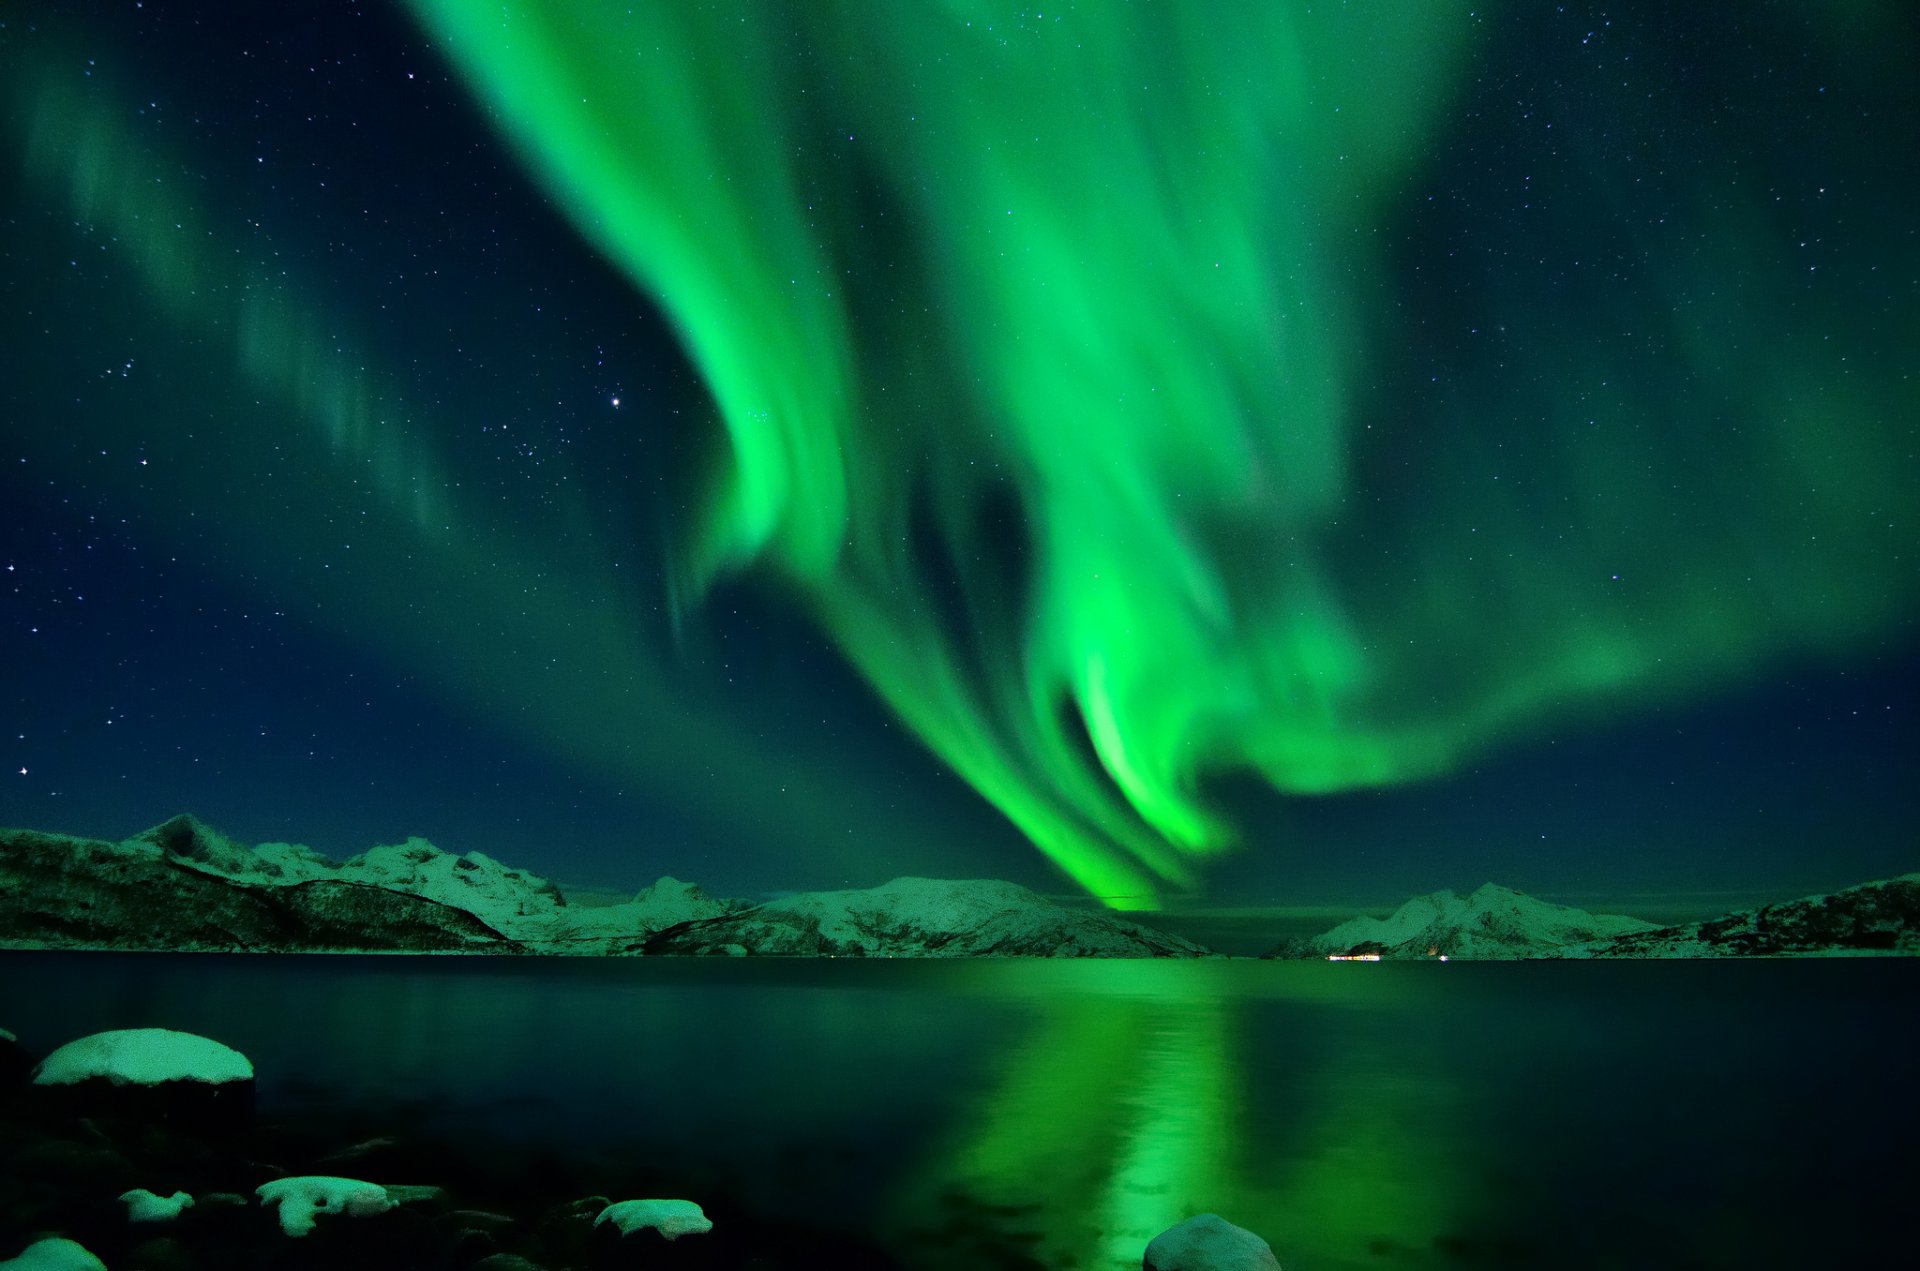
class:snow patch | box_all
[256,1176,393,1237]
[0,1239,107,1271]
[121,1188,195,1222]
[595,1198,712,1241]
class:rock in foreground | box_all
[1145,1213,1281,1270]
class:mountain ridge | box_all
[1269,875,1920,959]
[5,814,1911,959]
[0,815,1207,958]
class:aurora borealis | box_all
[3,2,1915,912]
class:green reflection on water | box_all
[893,961,1464,1270]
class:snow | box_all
[532,876,741,948]
[595,1198,712,1241]
[0,1239,106,1271]
[246,841,338,882]
[626,876,733,928]
[337,838,562,928]
[32,1028,253,1086]
[256,1176,393,1237]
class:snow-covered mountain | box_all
[643,876,1214,958]
[0,815,741,954]
[1268,883,1658,959]
[1566,874,1920,958]
[1273,876,1920,959]
[0,816,1205,957]
[0,822,519,953]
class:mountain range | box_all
[1,814,1912,958]
[1267,876,1920,959]
[0,814,1206,958]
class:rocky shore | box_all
[0,1025,906,1270]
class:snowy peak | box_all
[619,876,736,929]
[129,814,337,885]
[129,814,274,878]
[1278,884,1657,959]
[339,838,565,920]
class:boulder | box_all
[31,1029,255,1134]
[0,1238,107,1271]
[1144,1214,1281,1271]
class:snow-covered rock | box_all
[33,1028,253,1087]
[30,1028,255,1128]
[1569,874,1920,958]
[120,1188,195,1222]
[1270,883,1656,960]
[594,1198,712,1240]
[644,877,1215,958]
[1145,1213,1282,1271]
[0,1238,106,1271]
[256,1176,393,1237]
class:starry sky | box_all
[2,1,1915,924]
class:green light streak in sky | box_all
[419,3,1917,902]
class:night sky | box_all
[3,2,1914,924]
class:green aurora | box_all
[400,1,1918,904]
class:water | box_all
[2,953,1913,1269]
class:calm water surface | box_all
[2,953,1913,1269]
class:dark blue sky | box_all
[2,1,1913,918]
